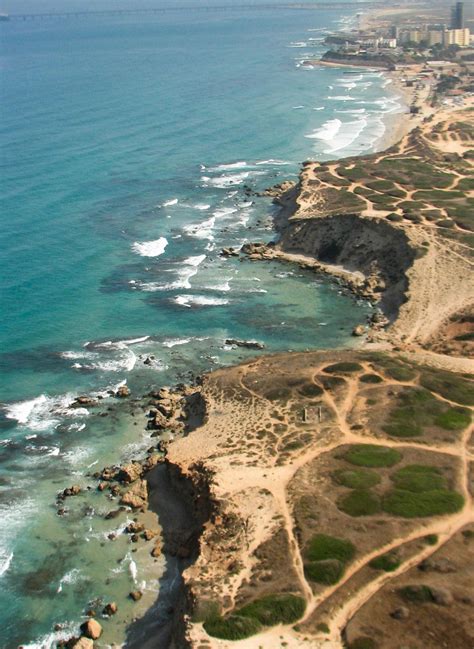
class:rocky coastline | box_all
[55,63,473,649]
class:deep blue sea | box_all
[0,3,405,646]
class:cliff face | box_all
[164,351,474,649]
[278,214,417,319]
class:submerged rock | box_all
[129,590,143,601]
[71,638,94,649]
[115,385,130,398]
[121,479,148,510]
[225,339,265,350]
[80,618,102,640]
[118,462,142,484]
[103,602,118,616]
[60,485,81,498]
[70,396,98,408]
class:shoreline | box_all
[13,5,473,649]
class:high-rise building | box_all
[451,2,464,29]
[443,27,470,46]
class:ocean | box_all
[0,3,405,646]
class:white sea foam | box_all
[137,255,206,292]
[203,280,232,292]
[0,551,13,578]
[313,106,325,111]
[57,568,83,593]
[288,41,308,48]
[209,161,248,171]
[183,254,207,266]
[192,203,211,210]
[162,198,178,207]
[132,237,168,257]
[201,171,250,188]
[4,394,89,431]
[183,215,216,240]
[69,340,138,373]
[116,335,150,345]
[162,338,192,348]
[328,95,356,101]
[305,118,342,141]
[20,622,79,649]
[255,159,292,166]
[173,295,229,308]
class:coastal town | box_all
[305,1,474,114]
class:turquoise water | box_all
[0,4,405,647]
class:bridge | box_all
[4,3,381,21]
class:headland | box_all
[57,3,474,648]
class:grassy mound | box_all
[382,388,436,438]
[399,585,434,603]
[337,489,381,517]
[323,362,362,374]
[304,558,344,585]
[383,387,471,438]
[434,407,471,430]
[203,594,306,640]
[391,465,445,492]
[359,373,383,384]
[349,638,377,649]
[375,358,417,382]
[306,534,356,563]
[369,551,401,572]
[333,468,381,489]
[420,370,474,406]
[298,382,324,398]
[343,444,402,468]
[304,534,355,585]
[203,615,262,640]
[238,594,306,626]
[382,488,464,518]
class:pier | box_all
[4,3,381,22]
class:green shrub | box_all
[203,615,262,640]
[434,407,471,430]
[304,558,344,584]
[343,444,402,468]
[391,465,445,493]
[316,622,330,633]
[454,332,474,342]
[420,370,474,406]
[382,489,464,518]
[360,373,383,384]
[379,360,417,382]
[298,383,324,397]
[338,489,381,517]
[423,534,438,545]
[369,551,401,572]
[323,362,362,374]
[399,585,433,602]
[386,212,403,222]
[318,375,346,391]
[238,594,306,626]
[306,534,356,563]
[333,468,381,489]
[382,388,433,438]
[350,638,377,649]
